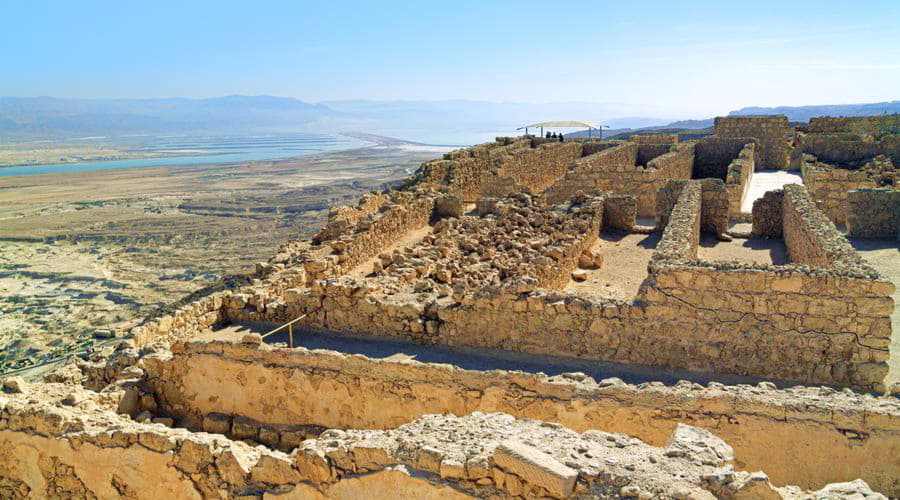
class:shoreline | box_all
[0,134,458,180]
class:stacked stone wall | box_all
[313,192,390,243]
[629,133,678,144]
[653,182,701,260]
[656,179,728,235]
[802,115,899,135]
[693,137,752,179]
[795,133,900,166]
[751,189,784,238]
[724,142,756,214]
[413,137,584,202]
[229,204,892,392]
[315,191,437,278]
[714,115,790,168]
[847,188,900,238]
[543,143,694,216]
[782,184,879,275]
[801,159,882,224]
[600,194,637,231]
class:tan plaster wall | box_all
[144,341,900,495]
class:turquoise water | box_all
[0,133,370,177]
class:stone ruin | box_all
[1,115,899,499]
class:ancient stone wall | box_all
[412,137,585,202]
[802,115,899,136]
[794,133,900,166]
[751,189,784,238]
[543,143,694,217]
[847,188,900,238]
[629,133,678,144]
[313,192,390,244]
[782,184,880,274]
[140,340,900,495]
[693,137,753,180]
[714,115,790,168]
[653,181,701,260]
[4,382,888,498]
[600,194,637,231]
[656,179,728,235]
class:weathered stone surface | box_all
[664,424,734,466]
[493,440,577,498]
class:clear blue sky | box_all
[3,0,898,118]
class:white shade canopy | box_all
[517,120,601,130]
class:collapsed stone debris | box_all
[2,113,899,498]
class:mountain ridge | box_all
[1,96,897,141]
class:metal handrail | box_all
[260,313,309,348]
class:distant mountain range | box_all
[0,96,897,142]
[729,101,900,122]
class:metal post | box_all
[288,324,293,348]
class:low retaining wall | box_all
[143,340,900,494]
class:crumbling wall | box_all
[714,115,790,168]
[412,137,583,202]
[313,192,390,244]
[317,191,437,278]
[5,383,887,498]
[847,188,900,238]
[542,143,694,216]
[143,340,900,495]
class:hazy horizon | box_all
[4,1,899,119]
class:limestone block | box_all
[664,424,734,466]
[251,454,303,485]
[492,440,577,498]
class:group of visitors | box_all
[545,131,564,142]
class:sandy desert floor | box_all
[0,144,439,373]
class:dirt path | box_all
[564,232,659,301]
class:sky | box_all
[2,0,899,118]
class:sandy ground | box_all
[849,238,900,387]
[741,169,803,213]
[0,145,438,373]
[564,232,659,301]
[698,234,787,265]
